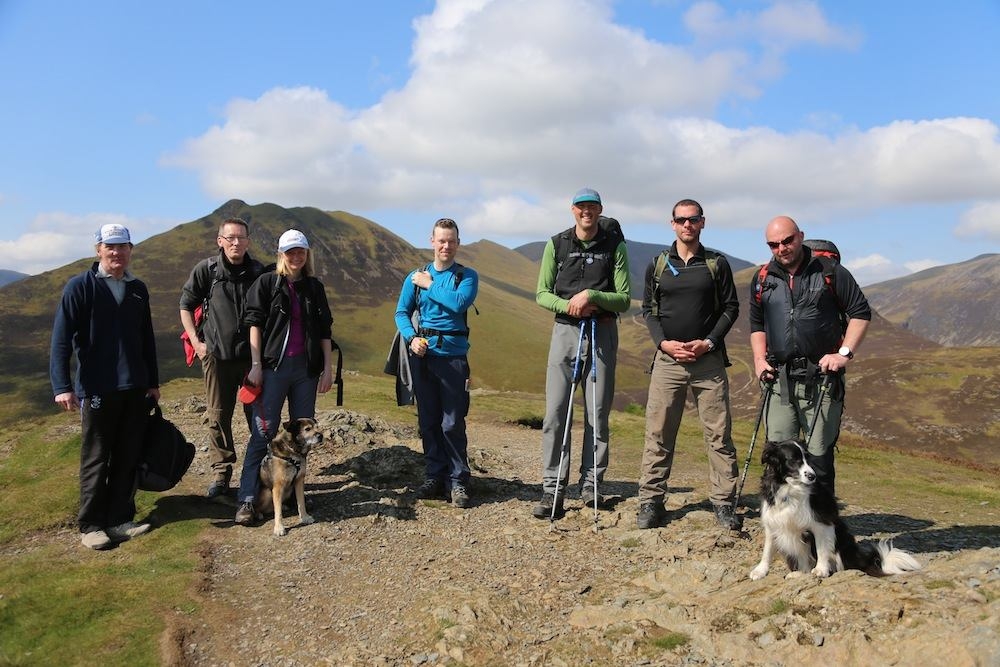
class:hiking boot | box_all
[532,492,564,519]
[107,521,151,542]
[451,484,471,509]
[81,530,112,550]
[580,485,605,508]
[714,504,741,531]
[636,501,666,530]
[207,480,230,499]
[207,469,232,499]
[415,478,447,500]
[234,501,256,526]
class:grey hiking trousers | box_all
[539,319,618,495]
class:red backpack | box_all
[754,239,846,333]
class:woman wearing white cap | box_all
[234,229,334,526]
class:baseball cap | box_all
[572,188,602,206]
[95,224,131,245]
[237,377,262,405]
[278,229,309,253]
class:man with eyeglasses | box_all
[180,217,265,499]
[749,215,871,495]
[636,199,741,530]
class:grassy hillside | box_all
[864,253,1000,347]
[1,201,998,469]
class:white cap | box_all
[95,223,131,245]
[278,229,309,253]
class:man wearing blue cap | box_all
[532,188,630,518]
[50,224,160,549]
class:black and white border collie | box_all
[749,439,921,580]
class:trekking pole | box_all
[733,375,774,514]
[806,373,834,447]
[551,320,587,527]
[589,317,599,533]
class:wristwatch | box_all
[838,345,854,359]
[704,338,716,352]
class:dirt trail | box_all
[156,403,999,666]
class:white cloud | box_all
[955,201,1000,241]
[843,253,905,286]
[684,0,861,50]
[161,0,1000,257]
[0,212,166,275]
[904,259,942,274]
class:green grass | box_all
[768,599,790,615]
[2,371,999,664]
[648,630,690,650]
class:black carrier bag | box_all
[138,404,195,492]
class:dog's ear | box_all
[283,419,298,435]
[761,441,779,466]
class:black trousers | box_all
[78,388,148,533]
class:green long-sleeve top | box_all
[535,238,631,315]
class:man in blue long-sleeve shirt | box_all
[394,218,479,508]
[50,224,160,549]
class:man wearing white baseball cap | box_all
[50,223,160,549]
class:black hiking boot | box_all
[714,503,741,531]
[451,484,471,509]
[415,478,447,500]
[636,501,665,529]
[580,484,606,509]
[532,492,564,519]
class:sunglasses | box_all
[673,215,704,225]
[766,234,798,249]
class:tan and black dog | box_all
[257,418,324,537]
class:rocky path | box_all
[159,405,999,666]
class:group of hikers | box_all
[49,186,870,550]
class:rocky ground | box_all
[155,399,1000,667]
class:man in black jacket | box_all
[637,199,741,530]
[180,217,264,498]
[51,224,160,549]
[749,215,871,495]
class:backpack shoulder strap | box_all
[753,264,770,304]
[815,255,838,298]
[703,249,723,313]
[649,250,671,318]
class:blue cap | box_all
[572,188,602,205]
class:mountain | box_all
[0,270,29,287]
[515,238,754,300]
[1,200,997,469]
[864,253,1000,347]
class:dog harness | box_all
[264,445,303,475]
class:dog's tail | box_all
[874,539,922,575]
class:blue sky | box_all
[1,0,998,285]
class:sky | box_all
[1,0,998,286]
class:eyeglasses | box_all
[766,234,798,249]
[673,215,704,225]
[220,235,249,244]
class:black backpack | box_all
[137,405,195,492]
[553,215,625,271]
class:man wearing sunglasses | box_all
[749,216,871,495]
[636,199,741,530]
[180,217,265,499]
